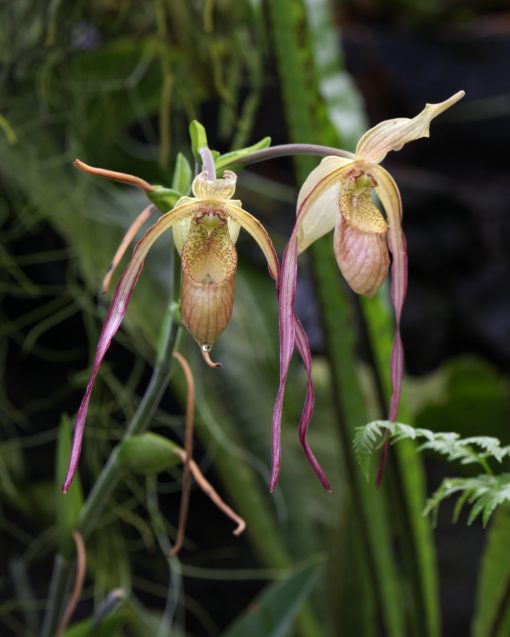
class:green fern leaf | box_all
[425,475,510,528]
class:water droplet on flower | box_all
[201,344,212,352]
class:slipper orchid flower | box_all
[272,91,464,490]
[63,166,279,493]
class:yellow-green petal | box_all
[224,203,279,280]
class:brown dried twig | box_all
[73,159,155,193]
[55,531,86,637]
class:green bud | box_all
[117,434,181,475]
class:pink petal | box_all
[271,230,330,492]
[62,262,143,493]
[372,166,408,486]
[294,318,331,491]
[270,234,298,492]
[63,202,197,493]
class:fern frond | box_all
[354,421,510,480]
[353,420,387,480]
[424,475,510,527]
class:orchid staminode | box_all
[272,91,465,491]
[63,162,278,493]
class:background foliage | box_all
[1,0,510,636]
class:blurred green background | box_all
[1,1,510,636]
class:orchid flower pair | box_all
[63,91,463,495]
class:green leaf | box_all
[147,186,184,214]
[171,152,192,194]
[302,0,365,150]
[214,136,272,171]
[0,113,17,145]
[221,562,321,637]
[117,433,181,475]
[354,420,510,480]
[424,475,510,527]
[473,508,510,637]
[62,614,125,637]
[56,415,84,554]
[189,119,208,159]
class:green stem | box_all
[40,554,70,637]
[479,457,494,477]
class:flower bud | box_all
[180,217,237,348]
[334,173,389,297]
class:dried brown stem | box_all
[169,352,195,556]
[55,531,86,637]
[73,159,155,193]
[102,205,155,293]
[173,448,246,536]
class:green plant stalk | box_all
[362,294,441,637]
[40,554,69,637]
[310,246,405,636]
[40,258,181,637]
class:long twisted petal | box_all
[372,165,408,486]
[294,318,331,491]
[270,233,298,491]
[271,228,331,491]
[372,166,407,420]
[102,205,155,293]
[63,201,198,493]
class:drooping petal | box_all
[294,317,331,491]
[271,237,330,491]
[62,201,198,493]
[223,203,279,280]
[372,165,407,421]
[270,232,298,492]
[355,91,465,164]
[271,165,358,490]
[296,156,353,253]
[102,204,155,294]
[221,202,327,490]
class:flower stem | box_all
[224,143,354,168]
